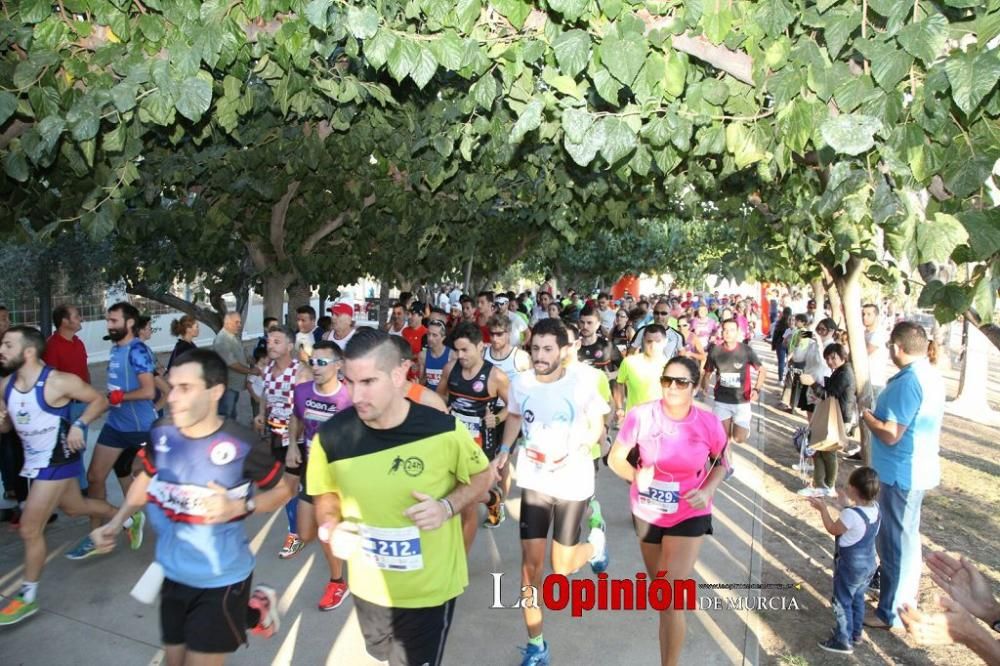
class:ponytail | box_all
[926,339,939,365]
[170,315,196,337]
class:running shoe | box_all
[318,580,350,611]
[483,491,506,529]
[278,533,305,559]
[65,534,104,560]
[852,633,864,645]
[842,444,861,457]
[0,596,39,626]
[817,637,853,655]
[588,526,609,574]
[125,511,145,550]
[249,585,280,638]
[587,499,604,531]
[519,641,550,666]
[796,487,824,498]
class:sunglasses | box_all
[309,358,339,367]
[654,311,670,316]
[660,375,696,388]
[489,330,508,336]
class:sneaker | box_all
[125,511,145,550]
[852,634,864,645]
[843,444,861,457]
[867,570,881,596]
[278,534,305,560]
[818,637,853,655]
[824,487,838,498]
[587,499,605,530]
[845,451,863,461]
[0,596,39,626]
[248,585,280,638]
[519,640,551,666]
[483,491,506,529]
[66,535,105,560]
[796,487,824,497]
[588,526,609,574]
[791,461,814,473]
[318,580,350,611]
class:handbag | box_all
[809,398,848,452]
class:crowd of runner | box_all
[0,282,995,665]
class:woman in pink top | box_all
[608,356,728,666]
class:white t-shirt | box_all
[437,293,451,311]
[599,307,616,333]
[507,311,529,344]
[248,374,264,398]
[865,326,890,387]
[508,366,610,501]
[839,504,879,548]
[324,327,356,349]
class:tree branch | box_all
[126,282,224,332]
[269,180,300,264]
[0,120,31,151]
[302,213,347,255]
[637,10,754,85]
[963,311,1000,354]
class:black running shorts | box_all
[354,596,456,666]
[519,488,589,546]
[633,513,714,543]
[160,575,252,653]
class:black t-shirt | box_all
[167,339,197,371]
[705,343,761,404]
[578,336,622,374]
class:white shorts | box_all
[713,401,753,429]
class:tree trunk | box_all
[286,281,313,326]
[810,277,826,322]
[378,279,392,326]
[126,283,224,332]
[464,253,474,293]
[820,265,845,327]
[946,321,1000,426]
[262,273,289,322]
[831,257,870,464]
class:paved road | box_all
[0,350,782,666]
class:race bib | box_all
[453,411,482,445]
[638,480,680,514]
[148,479,251,518]
[719,372,741,388]
[360,525,423,571]
[523,425,571,472]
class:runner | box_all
[530,291,552,325]
[294,305,323,361]
[287,341,353,611]
[391,336,450,413]
[577,305,623,382]
[253,328,305,559]
[0,326,143,626]
[690,304,719,351]
[608,357,728,666]
[384,302,406,337]
[418,319,450,391]
[496,317,610,665]
[68,302,155,559]
[436,322,509,549]
[596,293,616,334]
[701,319,766,445]
[325,302,357,348]
[90,349,292,664]
[308,328,495,666]
[614,324,670,426]
[475,291,494,343]
[494,295,528,347]
[676,314,707,367]
[630,300,683,359]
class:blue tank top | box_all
[105,338,158,432]
[3,366,76,476]
[423,347,450,390]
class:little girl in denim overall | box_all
[808,466,881,655]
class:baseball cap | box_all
[409,301,425,314]
[329,303,353,318]
[494,295,510,306]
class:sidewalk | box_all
[0,352,783,665]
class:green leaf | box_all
[630,144,652,177]
[346,5,380,39]
[641,116,671,148]
[562,107,593,143]
[388,38,421,83]
[67,100,101,141]
[916,213,969,264]
[36,115,64,152]
[600,34,645,86]
[305,0,331,30]
[663,52,686,97]
[755,0,796,37]
[591,67,622,106]
[822,8,861,59]
[13,60,42,90]
[725,122,767,168]
[470,73,499,110]
[552,30,591,78]
[430,31,463,71]
[19,0,51,23]
[409,46,438,89]
[971,273,998,325]
[110,83,138,113]
[509,99,544,144]
[3,150,29,182]
[138,15,166,41]
[452,0,481,32]
[957,210,1000,262]
[492,0,531,28]
[896,14,948,65]
[547,0,589,22]
[365,30,397,70]
[599,116,637,164]
[944,49,1000,115]
[0,92,16,126]
[820,114,882,155]
[942,152,993,198]
[175,76,213,122]
[564,120,607,166]
[702,3,734,44]
[855,39,912,91]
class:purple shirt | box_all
[292,381,352,448]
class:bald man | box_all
[213,312,259,420]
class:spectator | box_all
[254,316,279,358]
[43,304,91,491]
[862,321,944,631]
[799,344,857,496]
[166,315,199,371]
[899,551,1000,664]
[213,311,258,420]
[770,306,793,383]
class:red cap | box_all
[329,303,353,318]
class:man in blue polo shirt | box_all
[861,321,944,630]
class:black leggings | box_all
[519,488,588,546]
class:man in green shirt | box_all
[308,328,495,665]
[613,324,669,423]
